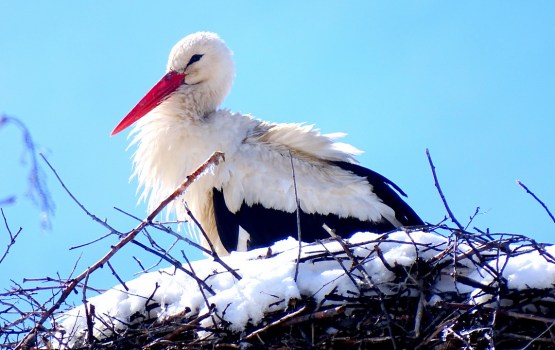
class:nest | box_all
[52,228,555,350]
[3,152,555,350]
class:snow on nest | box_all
[57,230,555,347]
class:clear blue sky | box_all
[1,2,554,296]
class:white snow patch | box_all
[56,230,555,347]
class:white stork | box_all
[112,32,423,255]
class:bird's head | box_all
[111,32,234,135]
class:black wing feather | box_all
[212,188,240,251]
[213,188,396,252]
[212,161,423,253]
[331,161,424,226]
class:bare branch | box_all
[40,154,116,234]
[0,209,23,265]
[426,148,464,230]
[183,203,242,281]
[14,151,225,350]
[517,180,555,224]
[243,305,308,341]
[106,261,129,291]
[289,150,303,283]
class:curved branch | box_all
[14,151,225,350]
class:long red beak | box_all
[111,71,186,135]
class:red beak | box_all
[111,71,186,136]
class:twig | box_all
[114,206,213,256]
[317,239,361,293]
[243,305,308,341]
[144,311,214,347]
[140,228,180,271]
[132,256,146,271]
[425,148,464,230]
[152,152,223,222]
[289,150,303,282]
[323,224,373,288]
[465,207,481,230]
[0,209,23,265]
[143,282,160,319]
[437,301,555,324]
[281,305,345,327]
[129,239,215,295]
[14,151,225,350]
[373,245,395,272]
[82,270,95,347]
[106,261,128,291]
[323,225,398,349]
[184,204,242,281]
[517,180,555,224]
[181,250,218,327]
[40,154,116,234]
[414,287,425,338]
[521,320,555,349]
[69,232,117,250]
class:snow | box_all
[494,244,555,290]
[56,230,555,347]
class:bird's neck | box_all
[129,99,246,211]
[164,86,220,121]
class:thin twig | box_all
[14,151,225,350]
[113,206,212,256]
[106,261,128,291]
[0,209,23,265]
[425,148,464,230]
[132,256,145,272]
[517,180,555,224]
[144,311,214,347]
[243,305,308,341]
[184,203,242,281]
[130,238,216,295]
[465,206,481,230]
[521,322,555,350]
[414,286,425,338]
[281,305,346,327]
[143,282,160,319]
[322,225,398,349]
[181,250,217,328]
[289,151,303,282]
[317,239,361,293]
[82,270,95,347]
[373,245,395,272]
[323,224,373,288]
[69,232,117,250]
[40,154,116,233]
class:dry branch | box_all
[0,209,23,265]
[13,151,225,350]
[3,148,555,350]
[5,226,555,349]
[517,180,555,224]
[426,148,463,230]
[183,204,242,281]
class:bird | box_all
[111,32,424,255]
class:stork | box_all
[112,32,424,255]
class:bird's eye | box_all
[186,54,204,67]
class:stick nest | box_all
[54,228,555,350]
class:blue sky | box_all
[1,2,554,296]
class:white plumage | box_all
[113,32,423,255]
